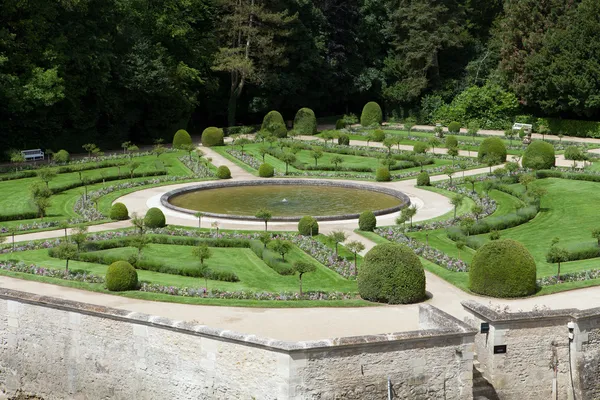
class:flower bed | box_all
[537,269,600,287]
[0,260,105,283]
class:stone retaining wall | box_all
[0,288,474,399]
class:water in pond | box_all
[169,185,403,217]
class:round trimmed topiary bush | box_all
[109,202,129,220]
[445,135,458,149]
[293,108,317,135]
[216,165,231,179]
[469,239,537,298]
[106,261,138,292]
[338,134,350,146]
[335,119,345,130]
[375,167,391,182]
[201,127,224,147]
[359,210,377,231]
[478,137,507,163]
[357,243,426,304]
[298,216,319,236]
[144,207,166,228]
[258,163,274,177]
[173,129,192,149]
[360,102,383,126]
[448,121,461,133]
[416,171,430,186]
[372,129,386,142]
[522,140,556,170]
[413,142,428,154]
[53,149,70,163]
[261,110,287,138]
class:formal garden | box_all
[3,101,600,306]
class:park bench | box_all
[21,149,45,161]
[512,123,533,134]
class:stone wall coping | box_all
[0,287,475,353]
[462,300,600,324]
[160,179,411,222]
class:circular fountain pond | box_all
[161,180,410,221]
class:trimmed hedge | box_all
[216,165,231,179]
[537,117,600,137]
[522,140,555,170]
[359,211,377,231]
[536,169,600,183]
[338,134,350,146]
[293,108,317,135]
[201,127,224,147]
[261,111,287,138]
[375,167,391,182]
[106,261,138,291]
[469,239,537,298]
[357,243,426,304]
[361,102,383,126]
[109,203,129,220]
[416,171,430,186]
[298,216,319,236]
[258,163,274,177]
[477,137,507,163]
[335,119,345,130]
[448,122,461,133]
[144,207,166,228]
[173,129,192,148]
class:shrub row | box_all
[81,236,252,252]
[564,242,600,262]
[249,240,295,275]
[538,117,600,138]
[48,170,167,195]
[0,159,130,182]
[447,205,539,239]
[536,169,600,183]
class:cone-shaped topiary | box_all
[173,129,192,149]
[298,216,319,236]
[478,137,507,163]
[144,207,166,228]
[201,127,224,147]
[360,102,383,126]
[335,119,345,130]
[338,134,350,146]
[375,167,391,182]
[358,243,426,304]
[359,210,377,231]
[293,108,317,135]
[258,163,275,177]
[469,239,537,298]
[106,261,138,291]
[416,171,430,186]
[522,140,556,170]
[261,111,287,138]
[109,202,129,220]
[216,165,231,179]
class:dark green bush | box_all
[413,142,428,154]
[537,117,600,137]
[469,239,536,298]
[109,203,129,221]
[477,137,507,163]
[144,207,166,228]
[358,243,426,304]
[106,261,138,291]
[53,150,70,163]
[216,165,231,179]
[338,134,350,146]
[261,111,287,138]
[372,129,386,142]
[258,163,274,177]
[201,127,224,147]
[416,171,430,186]
[448,122,461,133]
[465,206,538,235]
[298,216,319,236]
[293,108,317,135]
[359,211,377,231]
[375,167,391,182]
[335,119,346,130]
[173,129,192,149]
[564,242,600,262]
[536,169,600,183]
[445,135,458,148]
[361,102,383,126]
[249,241,295,275]
[522,141,556,170]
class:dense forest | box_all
[1,0,600,152]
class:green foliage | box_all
[335,119,345,130]
[298,216,319,236]
[375,167,391,182]
[445,135,458,149]
[261,111,287,138]
[53,150,70,164]
[360,102,383,126]
[173,129,192,149]
[337,134,350,146]
[258,163,274,177]
[413,142,428,154]
[293,108,317,135]
[359,211,377,232]
[469,239,537,298]
[372,129,386,142]
[144,207,166,228]
[109,203,129,221]
[477,137,507,163]
[216,165,231,179]
[105,261,138,292]
[357,243,426,304]
[416,171,430,186]
[522,141,556,170]
[447,122,461,133]
[201,127,224,147]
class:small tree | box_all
[131,213,146,234]
[546,239,569,282]
[55,240,78,272]
[383,137,395,154]
[235,137,251,155]
[483,154,501,174]
[529,186,547,208]
[505,161,519,176]
[504,129,516,146]
[128,161,141,178]
[255,208,273,231]
[192,244,212,288]
[211,221,220,236]
[331,155,343,170]
[365,133,375,146]
[259,231,271,249]
[59,220,69,239]
[444,167,455,186]
[37,168,57,188]
[121,141,132,154]
[293,261,316,296]
[593,229,600,247]
[380,155,396,171]
[482,180,495,197]
[519,173,536,191]
[8,227,17,251]
[471,204,484,222]
[82,143,98,157]
[152,143,166,159]
[268,239,292,261]
[456,240,465,259]
[403,117,416,134]
[464,176,477,193]
[194,212,204,228]
[345,240,365,276]
[180,143,197,161]
[71,225,88,252]
[460,217,475,236]
[131,232,149,257]
[281,152,296,175]
[405,205,418,227]
[564,146,584,170]
[447,146,459,165]
[450,195,464,219]
[311,147,323,167]
[428,137,440,154]
[538,125,549,141]
[327,230,348,258]
[258,146,269,162]
[10,151,25,173]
